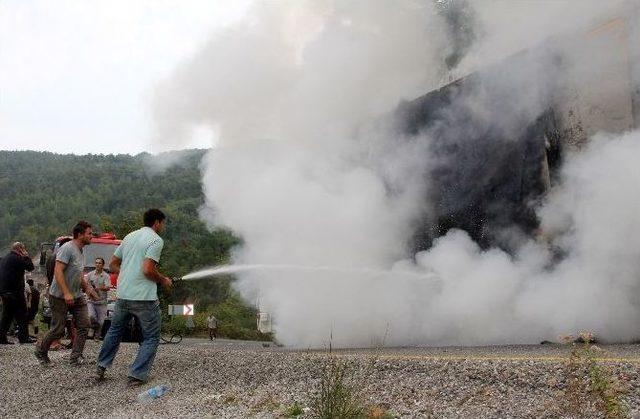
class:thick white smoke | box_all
[407,131,640,345]
[154,0,639,347]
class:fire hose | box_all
[159,277,185,344]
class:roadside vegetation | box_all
[563,332,629,418]
[162,282,272,341]
[308,356,393,419]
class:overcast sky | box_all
[0,0,251,155]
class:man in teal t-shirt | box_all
[96,209,172,386]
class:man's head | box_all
[72,221,93,246]
[11,242,26,253]
[95,257,105,271]
[11,242,28,256]
[144,209,166,233]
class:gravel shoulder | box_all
[2,340,640,418]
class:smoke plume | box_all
[153,0,639,347]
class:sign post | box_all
[167,304,195,316]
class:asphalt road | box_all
[185,337,640,364]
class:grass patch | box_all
[282,401,305,417]
[563,332,629,418]
[311,358,365,419]
[588,361,629,418]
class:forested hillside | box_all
[0,150,264,339]
[0,149,237,273]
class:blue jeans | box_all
[97,299,161,381]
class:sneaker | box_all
[34,349,51,365]
[96,365,106,380]
[69,355,85,366]
[127,376,145,388]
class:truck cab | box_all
[40,232,122,280]
[80,233,121,288]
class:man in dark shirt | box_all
[0,242,35,344]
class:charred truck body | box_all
[398,4,640,253]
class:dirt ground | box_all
[2,339,640,417]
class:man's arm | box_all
[109,256,121,274]
[142,258,172,289]
[54,261,74,305]
[12,246,34,272]
[99,274,110,291]
[21,256,34,272]
[81,276,99,301]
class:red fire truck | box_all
[40,232,121,285]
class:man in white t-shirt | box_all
[86,258,110,340]
[207,314,218,340]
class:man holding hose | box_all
[96,209,172,387]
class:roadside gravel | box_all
[1,340,640,418]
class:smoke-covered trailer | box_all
[398,3,640,253]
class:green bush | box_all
[311,358,365,419]
[164,315,188,336]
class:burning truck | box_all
[398,4,640,253]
